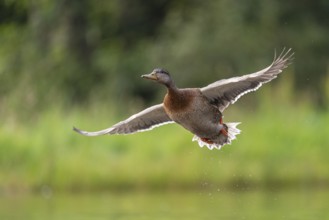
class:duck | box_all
[74,48,294,150]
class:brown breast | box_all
[163,88,198,114]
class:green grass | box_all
[1,85,329,193]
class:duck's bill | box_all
[141,72,157,80]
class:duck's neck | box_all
[164,81,192,112]
[165,81,178,94]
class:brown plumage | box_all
[73,48,294,150]
[164,89,196,112]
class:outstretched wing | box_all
[73,104,174,136]
[201,48,294,112]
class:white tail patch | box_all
[226,122,241,142]
[192,122,241,150]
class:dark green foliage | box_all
[0,0,328,109]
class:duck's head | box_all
[141,68,174,88]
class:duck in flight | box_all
[74,48,294,150]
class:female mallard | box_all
[74,48,294,150]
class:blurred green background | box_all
[0,0,329,219]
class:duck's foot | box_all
[220,127,228,136]
[219,116,229,136]
[200,137,214,144]
[192,122,241,150]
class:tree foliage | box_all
[0,0,328,112]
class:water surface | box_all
[1,189,328,220]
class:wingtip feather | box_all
[73,126,88,136]
[73,126,107,136]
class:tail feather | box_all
[192,122,241,150]
[226,122,241,141]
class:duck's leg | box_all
[219,116,228,136]
[199,116,227,145]
[200,137,214,144]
